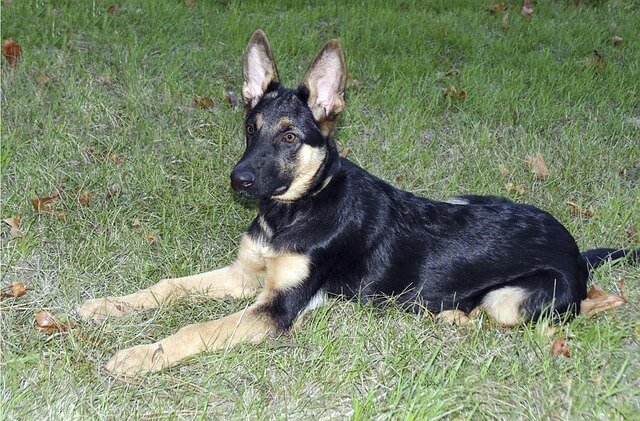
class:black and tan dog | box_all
[80,30,636,375]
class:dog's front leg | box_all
[79,235,266,320]
[104,249,317,376]
[104,304,273,375]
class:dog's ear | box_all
[303,40,346,124]
[242,29,279,109]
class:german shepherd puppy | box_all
[80,30,636,376]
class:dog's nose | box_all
[230,168,255,190]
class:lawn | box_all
[1,0,639,418]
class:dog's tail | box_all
[581,248,639,270]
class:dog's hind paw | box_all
[78,297,133,320]
[105,343,169,376]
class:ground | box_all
[1,0,639,418]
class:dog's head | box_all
[231,30,345,202]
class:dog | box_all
[79,30,636,376]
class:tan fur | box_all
[481,286,528,326]
[272,144,326,202]
[104,305,274,375]
[79,235,267,320]
[276,117,294,131]
[255,113,264,130]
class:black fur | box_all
[234,35,637,331]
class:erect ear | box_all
[242,29,279,108]
[303,40,346,123]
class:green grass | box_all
[2,0,639,418]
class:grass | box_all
[1,0,639,418]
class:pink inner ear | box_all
[315,73,339,117]
[243,48,272,106]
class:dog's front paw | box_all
[105,343,170,376]
[79,297,133,320]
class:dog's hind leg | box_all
[480,269,584,326]
[79,235,266,320]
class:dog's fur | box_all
[80,30,636,376]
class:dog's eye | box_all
[246,124,255,135]
[283,133,297,143]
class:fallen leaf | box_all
[487,2,507,13]
[505,182,525,196]
[144,232,155,244]
[436,309,471,326]
[525,153,549,179]
[2,38,21,67]
[34,310,75,334]
[56,211,67,221]
[194,96,215,109]
[1,282,27,299]
[443,70,459,77]
[77,189,95,207]
[222,90,239,110]
[132,218,142,228]
[502,12,510,29]
[581,284,626,317]
[106,4,118,14]
[3,215,22,238]
[443,85,467,100]
[339,146,352,157]
[97,75,115,86]
[498,164,510,176]
[31,192,60,213]
[611,36,623,47]
[566,201,594,218]
[521,0,534,16]
[551,338,570,357]
[587,285,608,300]
[103,152,125,164]
[35,74,51,84]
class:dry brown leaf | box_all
[1,282,27,299]
[35,74,51,84]
[56,211,67,221]
[339,146,353,157]
[106,4,118,14]
[505,182,525,196]
[144,232,155,244]
[443,85,467,100]
[443,70,459,77]
[566,201,594,218]
[551,338,570,357]
[436,310,471,326]
[581,284,626,317]
[525,153,549,179]
[194,96,215,109]
[2,38,21,67]
[104,152,125,164]
[3,215,22,238]
[587,285,607,300]
[34,310,75,334]
[132,218,142,229]
[32,192,60,213]
[612,36,623,47]
[97,75,115,86]
[521,0,534,17]
[487,2,507,13]
[77,189,95,207]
